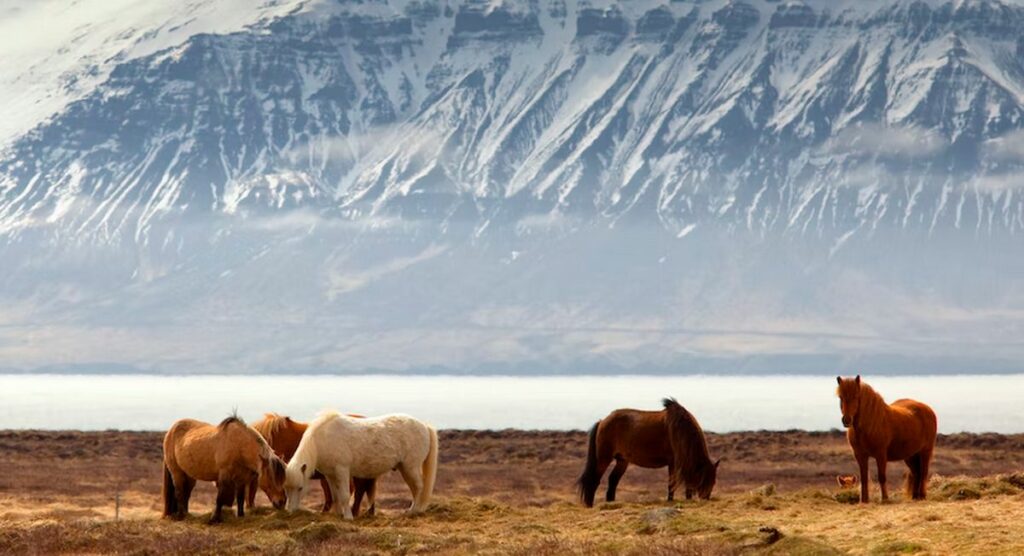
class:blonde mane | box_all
[253,413,291,448]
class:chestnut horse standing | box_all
[251,413,377,516]
[836,375,938,503]
[576,398,719,507]
[163,415,287,523]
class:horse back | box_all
[597,409,672,468]
[314,412,431,476]
[165,418,263,482]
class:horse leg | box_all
[319,476,334,513]
[685,488,693,501]
[904,455,920,499]
[236,475,253,518]
[857,453,871,503]
[366,479,378,516]
[246,476,258,510]
[586,454,614,507]
[331,467,354,520]
[211,480,235,524]
[605,458,629,502]
[351,481,363,518]
[876,457,889,502]
[398,461,426,514]
[181,476,196,516]
[916,447,933,500]
[170,469,191,520]
[350,479,374,518]
[666,464,676,502]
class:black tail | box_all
[163,465,177,517]
[576,421,601,507]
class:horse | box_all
[576,398,720,507]
[284,411,439,519]
[836,375,938,503]
[250,412,377,515]
[162,415,287,523]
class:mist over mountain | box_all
[1,0,1022,374]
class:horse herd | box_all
[161,375,938,524]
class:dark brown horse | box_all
[577,398,719,507]
[836,375,938,503]
[251,413,376,516]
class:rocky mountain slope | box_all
[3,0,1024,243]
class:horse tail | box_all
[576,421,601,507]
[162,465,177,517]
[420,425,439,508]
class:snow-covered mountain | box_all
[3,0,1024,242]
[2,0,1024,376]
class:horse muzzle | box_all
[273,500,286,510]
[841,416,851,428]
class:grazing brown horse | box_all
[250,413,377,516]
[163,415,287,523]
[577,398,720,507]
[836,375,938,503]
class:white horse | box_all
[284,411,438,519]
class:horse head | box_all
[284,462,312,512]
[259,454,288,510]
[836,375,862,428]
[693,458,720,500]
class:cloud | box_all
[974,172,1024,193]
[325,243,448,299]
[827,123,946,159]
[515,211,579,235]
[240,209,411,234]
[982,130,1024,162]
[283,124,448,168]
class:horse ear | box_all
[836,376,842,385]
[855,375,861,385]
[300,463,307,475]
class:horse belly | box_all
[347,451,399,479]
[620,440,671,469]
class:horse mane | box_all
[218,413,276,459]
[662,398,714,484]
[253,413,291,447]
[218,412,246,429]
[852,380,890,437]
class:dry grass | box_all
[0,430,1022,554]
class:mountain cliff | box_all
[1,0,1023,375]
[3,0,1024,242]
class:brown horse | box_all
[250,413,377,516]
[163,415,287,523]
[836,375,938,503]
[577,398,719,507]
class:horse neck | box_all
[854,383,891,437]
[667,411,712,473]
[291,423,320,472]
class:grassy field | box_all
[1,429,1022,554]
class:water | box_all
[0,374,1020,433]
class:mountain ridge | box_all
[3,0,1024,242]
